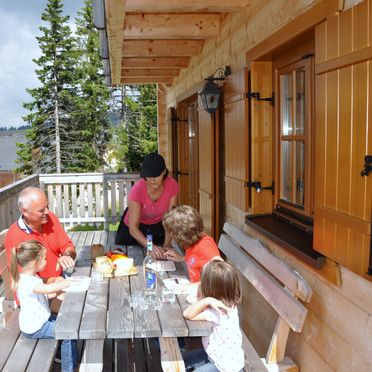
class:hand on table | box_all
[56,254,75,271]
[163,248,184,262]
[151,244,165,259]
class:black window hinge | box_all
[247,181,275,195]
[247,92,275,106]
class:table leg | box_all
[159,337,186,372]
[114,339,128,372]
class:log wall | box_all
[158,0,372,370]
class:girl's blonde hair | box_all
[200,260,241,307]
[10,240,45,291]
[162,205,204,248]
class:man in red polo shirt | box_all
[5,187,76,281]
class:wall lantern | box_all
[199,66,231,113]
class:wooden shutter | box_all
[313,3,372,279]
[198,101,214,235]
[224,69,249,212]
[250,62,273,214]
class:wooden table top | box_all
[55,245,212,341]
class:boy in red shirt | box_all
[163,205,222,283]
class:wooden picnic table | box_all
[55,244,212,372]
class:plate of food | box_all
[95,255,137,277]
[63,276,91,292]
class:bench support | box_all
[260,356,298,372]
[79,339,104,372]
[0,298,16,313]
[159,337,186,372]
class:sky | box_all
[0,0,84,128]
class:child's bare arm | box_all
[183,297,228,320]
[183,297,210,320]
[163,248,185,262]
[33,278,70,295]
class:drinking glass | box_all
[91,270,104,282]
[161,287,176,304]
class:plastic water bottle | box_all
[143,234,157,299]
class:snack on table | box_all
[113,257,134,271]
[95,256,113,276]
[95,253,136,277]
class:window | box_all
[277,57,314,219]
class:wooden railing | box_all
[0,173,140,231]
[39,173,139,230]
[0,175,39,231]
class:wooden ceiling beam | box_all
[121,69,180,77]
[122,57,190,68]
[122,40,204,57]
[124,14,220,40]
[120,77,174,84]
[105,0,125,85]
[124,0,252,13]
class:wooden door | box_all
[174,103,190,205]
[188,104,199,209]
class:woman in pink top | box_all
[115,152,179,257]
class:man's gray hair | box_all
[18,187,45,211]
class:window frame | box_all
[275,57,314,219]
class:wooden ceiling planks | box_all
[122,40,204,57]
[124,14,221,40]
[122,57,190,68]
[121,69,180,77]
[123,0,253,13]
[120,77,174,84]
[104,0,255,84]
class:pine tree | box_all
[112,84,158,172]
[17,0,78,174]
[73,0,111,172]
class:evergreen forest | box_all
[17,0,158,175]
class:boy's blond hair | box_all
[162,205,204,248]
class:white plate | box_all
[147,260,176,272]
[163,278,190,294]
[63,276,91,292]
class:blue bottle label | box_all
[146,271,156,290]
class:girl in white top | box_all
[183,260,244,372]
[10,240,77,372]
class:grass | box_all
[68,222,119,232]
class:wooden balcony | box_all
[0,172,140,232]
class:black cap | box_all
[140,152,166,178]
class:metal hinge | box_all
[247,92,275,106]
[247,181,275,194]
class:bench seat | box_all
[0,309,58,372]
[219,222,313,372]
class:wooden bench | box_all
[0,229,16,316]
[219,222,313,372]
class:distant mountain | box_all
[0,125,31,131]
[0,131,26,171]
